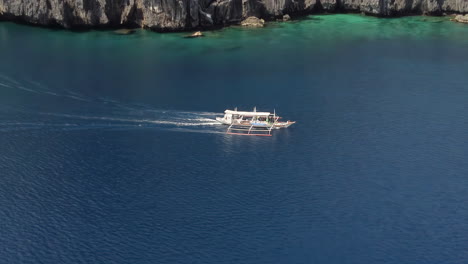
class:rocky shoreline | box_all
[0,0,467,32]
[453,14,468,23]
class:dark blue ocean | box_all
[1,15,468,263]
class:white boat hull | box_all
[217,108,295,136]
[217,117,295,129]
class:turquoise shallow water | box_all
[1,15,468,264]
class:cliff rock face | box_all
[0,0,467,31]
[340,0,468,16]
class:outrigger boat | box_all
[216,107,296,136]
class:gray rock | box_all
[1,0,468,31]
[453,14,468,23]
[320,0,338,10]
[241,16,265,27]
[209,0,243,25]
[440,0,468,14]
[283,14,290,21]
[114,28,137,35]
[185,31,204,37]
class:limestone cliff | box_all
[0,0,467,31]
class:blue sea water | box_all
[1,15,468,264]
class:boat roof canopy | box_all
[225,110,271,116]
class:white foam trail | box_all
[0,74,223,134]
[38,112,222,127]
[0,74,21,85]
[0,74,92,102]
[175,112,221,117]
[0,77,45,94]
[44,91,60,96]
[165,128,226,134]
[65,95,91,102]
[14,85,40,94]
[147,120,220,126]
[140,109,221,116]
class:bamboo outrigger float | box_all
[216,107,296,136]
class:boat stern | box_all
[216,117,230,125]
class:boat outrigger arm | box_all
[226,123,276,136]
[216,108,296,136]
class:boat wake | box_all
[0,74,223,134]
[0,110,223,133]
[0,74,93,102]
